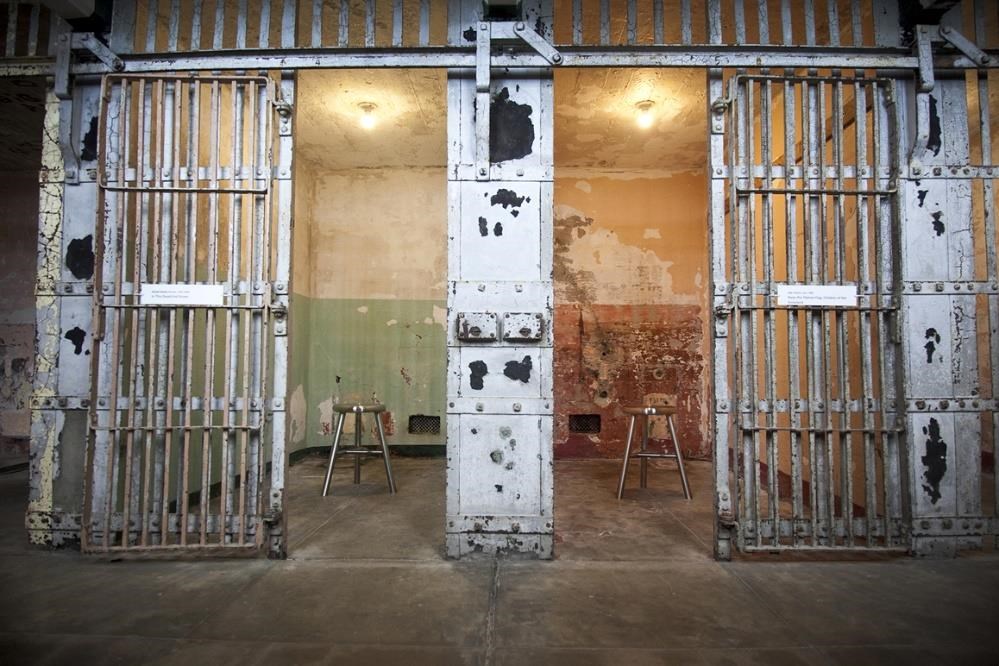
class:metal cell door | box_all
[82,74,292,556]
[711,74,908,554]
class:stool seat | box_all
[333,403,386,414]
[617,405,691,500]
[322,402,396,496]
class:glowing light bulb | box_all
[635,100,655,129]
[358,102,378,130]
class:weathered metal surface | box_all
[446,0,554,559]
[713,73,907,554]
[79,74,291,557]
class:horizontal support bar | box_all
[102,281,283,296]
[90,425,262,432]
[745,517,907,540]
[906,164,999,179]
[904,398,998,413]
[735,398,888,413]
[446,397,552,415]
[735,185,896,196]
[902,281,999,295]
[911,516,997,536]
[93,396,267,411]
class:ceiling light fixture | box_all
[635,100,655,129]
[358,102,378,130]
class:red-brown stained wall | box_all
[552,174,710,460]
[554,303,706,459]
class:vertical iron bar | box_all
[855,78,877,545]
[850,0,863,47]
[419,0,430,47]
[4,1,15,57]
[200,80,221,546]
[213,0,225,49]
[600,0,609,46]
[366,0,375,47]
[28,3,40,56]
[780,0,792,45]
[827,0,840,47]
[311,0,323,47]
[237,0,248,48]
[785,77,803,546]
[168,0,181,51]
[281,0,295,48]
[627,0,636,45]
[259,0,271,48]
[747,79,762,549]
[832,78,853,546]
[733,0,745,45]
[803,0,816,45]
[145,0,158,51]
[339,0,349,46]
[803,78,821,547]
[191,0,203,50]
[393,0,403,47]
[681,0,691,44]
[761,78,779,546]
[653,0,663,45]
[818,79,835,545]
[756,0,769,44]
[180,79,200,545]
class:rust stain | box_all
[554,303,705,459]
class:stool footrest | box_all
[633,451,679,459]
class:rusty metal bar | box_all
[237,0,248,49]
[652,0,662,45]
[627,0,636,46]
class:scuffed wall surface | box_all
[0,172,40,444]
[553,174,709,458]
[291,166,446,451]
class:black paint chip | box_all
[478,216,488,237]
[490,87,535,164]
[503,356,532,383]
[66,235,95,279]
[81,115,98,162]
[469,360,488,390]
[490,188,528,211]
[927,94,942,157]
[64,326,87,355]
[931,211,945,236]
[493,222,503,236]
[921,417,947,504]
[924,328,940,364]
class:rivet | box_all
[478,284,486,292]
[913,283,922,292]
[933,167,942,176]
[934,282,944,292]
[516,169,524,176]
[513,403,522,412]
[476,403,484,412]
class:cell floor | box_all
[1,457,998,665]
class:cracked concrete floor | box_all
[1,456,998,665]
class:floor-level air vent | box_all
[408,414,441,435]
[569,414,601,434]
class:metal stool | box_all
[616,405,691,500]
[322,403,397,496]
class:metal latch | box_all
[457,312,498,341]
[502,312,543,341]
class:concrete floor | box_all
[1,455,998,665]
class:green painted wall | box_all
[289,296,447,451]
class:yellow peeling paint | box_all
[28,91,65,530]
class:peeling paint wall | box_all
[0,77,44,457]
[290,166,447,451]
[0,172,39,444]
[553,174,710,459]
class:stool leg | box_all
[374,413,396,494]
[617,415,637,499]
[353,411,362,484]
[667,415,692,500]
[322,413,346,496]
[640,415,649,489]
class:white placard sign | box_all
[140,283,225,306]
[776,284,857,307]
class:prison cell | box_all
[82,74,289,554]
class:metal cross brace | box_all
[474,20,561,180]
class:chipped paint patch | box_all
[356,306,369,314]
[642,228,662,239]
[289,384,306,445]
[386,319,398,326]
